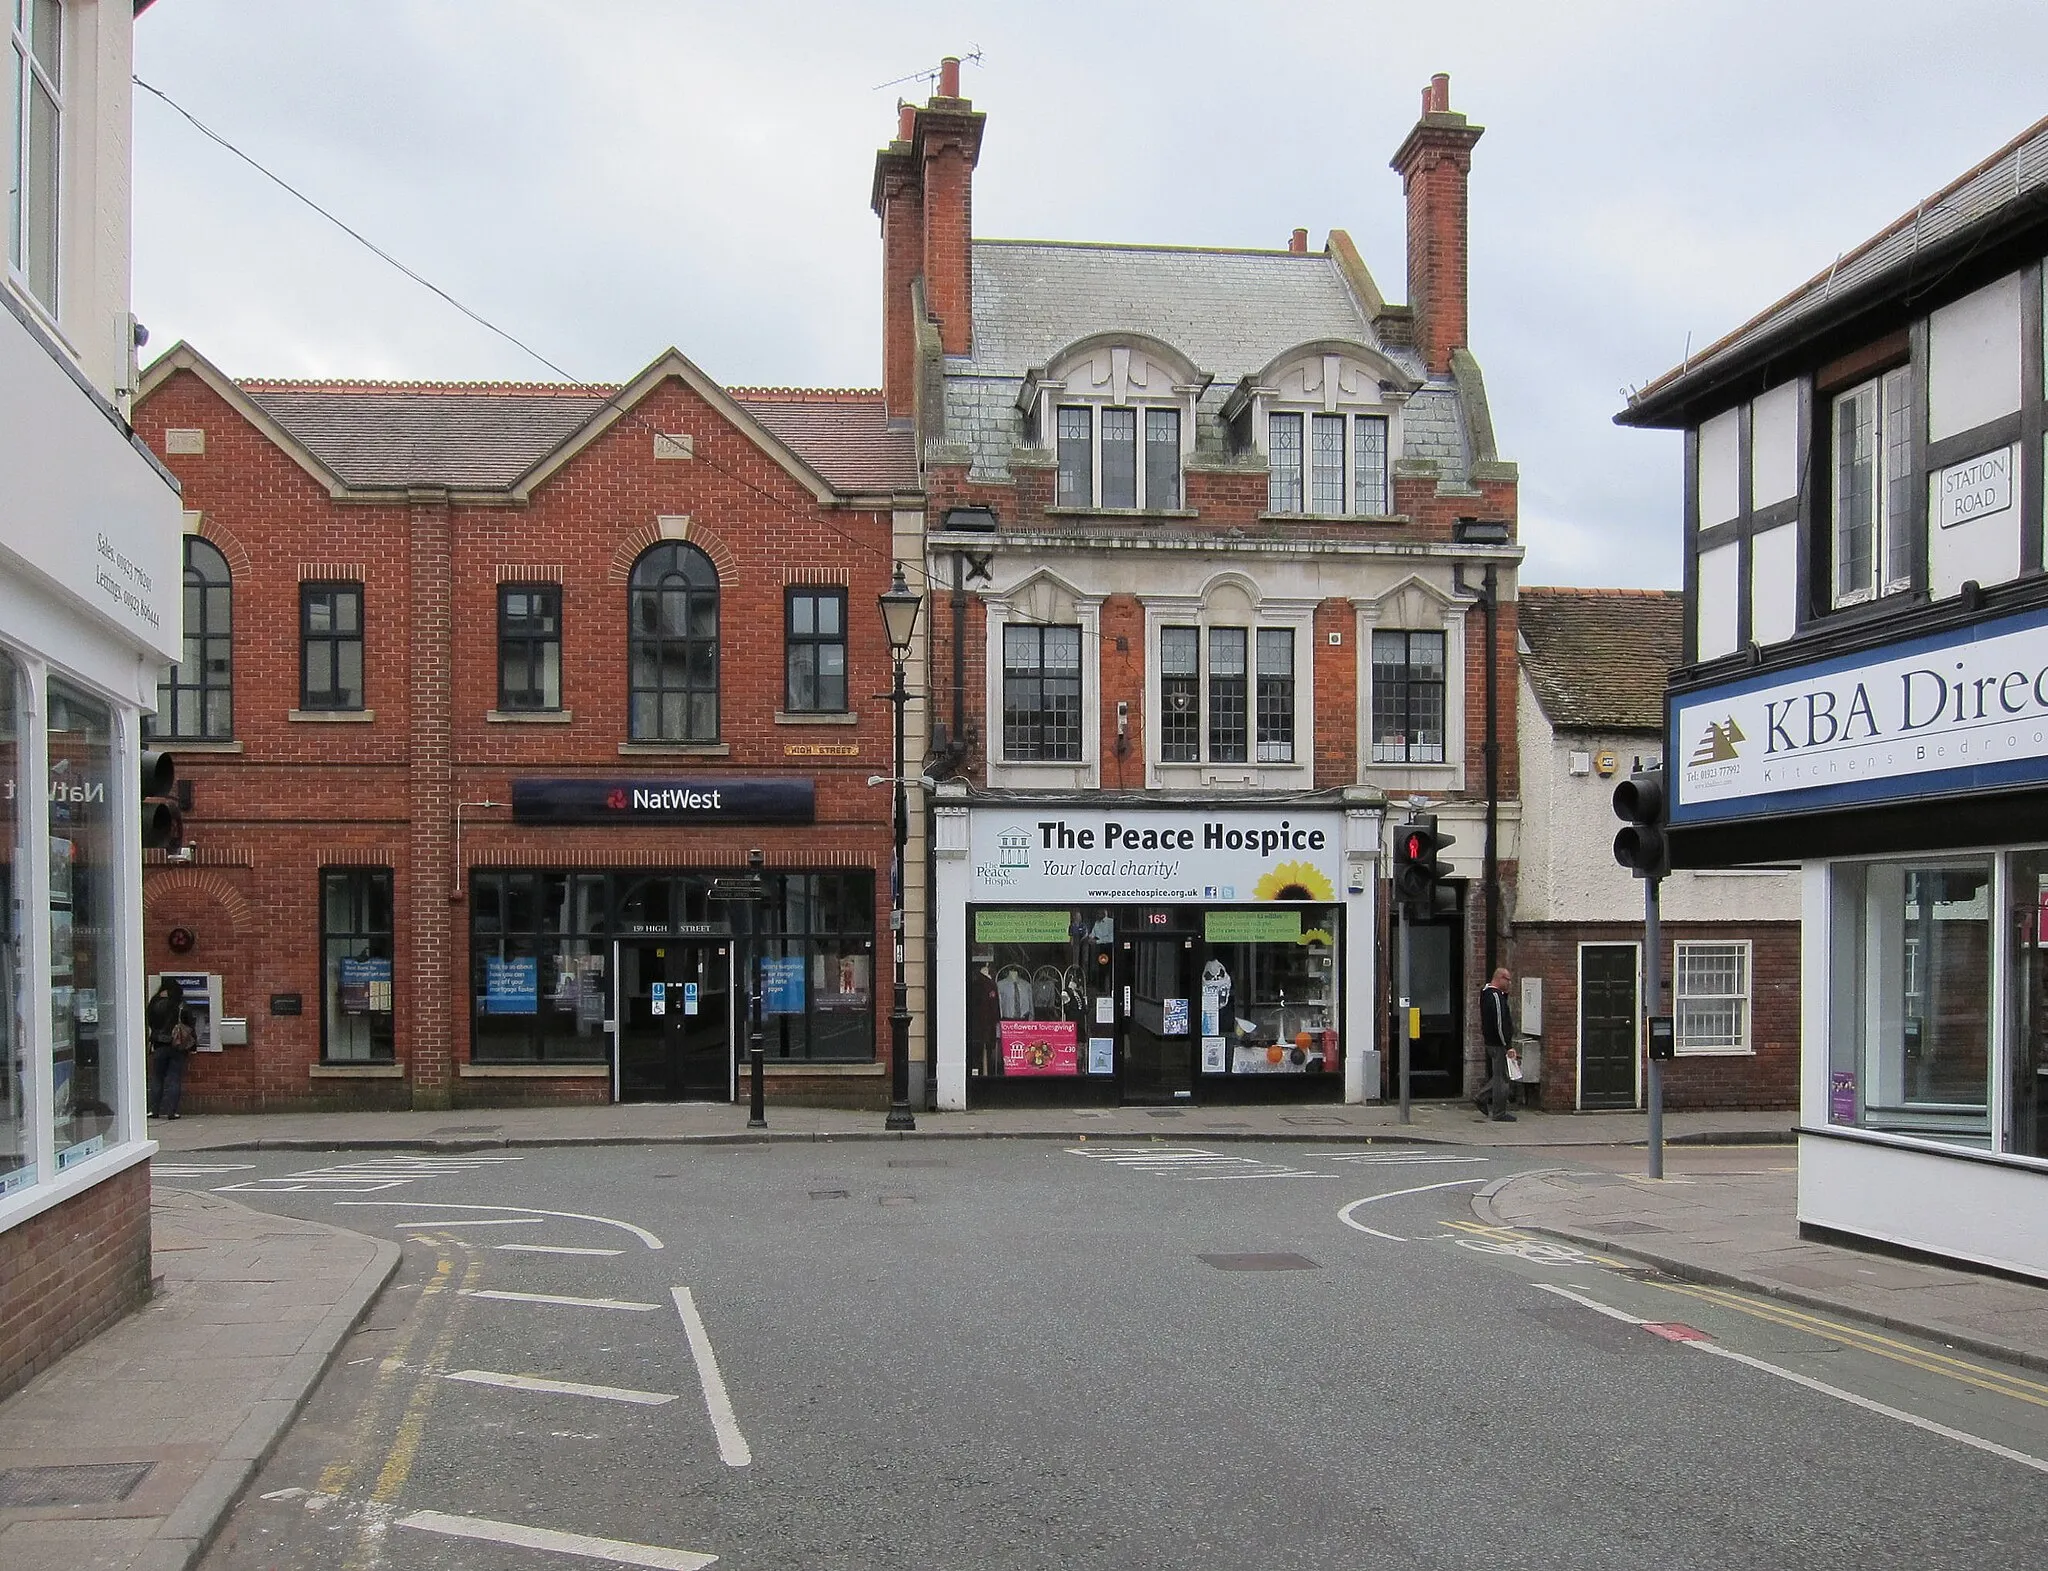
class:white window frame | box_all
[1829,366,1914,608]
[1144,595,1313,785]
[983,592,1102,790]
[1674,940,1752,1056]
[7,0,63,316]
[1265,409,1392,517]
[1052,401,1185,511]
[1356,580,1467,793]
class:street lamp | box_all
[878,566,922,1132]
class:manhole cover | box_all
[886,1159,949,1168]
[877,1194,916,1207]
[1144,1110,1185,1119]
[809,1189,849,1200]
[430,1125,502,1135]
[1199,1253,1320,1272]
[1203,1121,1251,1129]
[1281,1116,1347,1126]
[0,1462,154,1508]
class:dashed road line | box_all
[398,1509,718,1569]
[444,1369,678,1406]
[462,1288,660,1312]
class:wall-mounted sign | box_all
[968,809,1341,903]
[512,778,815,826]
[1935,445,2013,530]
[1671,604,2048,825]
[269,993,303,1016]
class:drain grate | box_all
[0,1462,154,1508]
[1143,1109,1185,1119]
[1281,1116,1347,1126]
[1199,1253,1320,1272]
[809,1189,849,1200]
[430,1125,502,1135]
[886,1158,949,1168]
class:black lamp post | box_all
[878,566,923,1132]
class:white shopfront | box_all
[929,792,1383,1109]
[1,290,184,1229]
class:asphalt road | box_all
[156,1141,2048,1570]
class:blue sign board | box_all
[511,778,815,826]
[762,956,806,1015]
[484,955,538,1015]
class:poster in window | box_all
[1087,1035,1115,1075]
[763,955,806,1015]
[338,957,393,1015]
[577,956,608,1025]
[1162,997,1190,1036]
[1201,1035,1227,1073]
[1000,1019,1078,1076]
[817,954,871,1011]
[484,955,539,1015]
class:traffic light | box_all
[1612,766,1669,879]
[141,749,182,852]
[1394,815,1457,918]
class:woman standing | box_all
[146,976,192,1120]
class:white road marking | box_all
[335,1200,664,1249]
[1534,1282,1646,1324]
[1070,1146,1335,1181]
[1690,1341,2048,1475]
[391,1216,544,1228]
[216,1155,523,1194]
[462,1289,659,1312]
[496,1243,625,1258]
[1336,1177,1487,1241]
[1327,1152,1491,1166]
[672,1286,752,1468]
[444,1369,678,1406]
[1532,1284,2048,1477]
[153,1162,256,1177]
[398,1509,717,1568]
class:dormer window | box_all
[1267,412,1390,516]
[1242,346,1414,519]
[1055,404,1181,509]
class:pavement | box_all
[4,1096,2045,1570]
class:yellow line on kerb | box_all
[1654,1279,2048,1410]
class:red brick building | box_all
[886,67,1525,1107]
[130,345,921,1111]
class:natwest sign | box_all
[1671,605,2048,825]
[511,777,814,826]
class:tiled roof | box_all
[1622,113,2048,423]
[966,241,1394,377]
[238,381,918,495]
[1518,587,1683,732]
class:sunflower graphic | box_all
[1253,861,1335,902]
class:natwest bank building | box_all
[130,343,923,1111]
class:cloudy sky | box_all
[131,1,2048,589]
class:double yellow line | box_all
[1653,1279,2048,1411]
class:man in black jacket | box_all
[1474,966,1516,1122]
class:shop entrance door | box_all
[1121,930,1195,1104]
[1404,915,1463,1097]
[615,939,733,1101]
[1579,943,1639,1110]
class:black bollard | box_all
[748,1042,766,1129]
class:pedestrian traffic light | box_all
[1612,766,1669,879]
[140,749,182,852]
[1395,816,1457,918]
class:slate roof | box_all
[1517,587,1683,732]
[966,241,1397,377]
[237,381,917,495]
[1621,113,2048,425]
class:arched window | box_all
[153,537,233,740]
[628,543,719,741]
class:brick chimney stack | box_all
[1390,72,1483,376]
[1288,227,1308,254]
[871,59,986,420]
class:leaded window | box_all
[1311,414,1346,513]
[1831,366,1914,607]
[1255,628,1295,763]
[1057,406,1092,507]
[1371,629,1446,763]
[1267,413,1304,513]
[153,537,233,740]
[1146,408,1182,509]
[628,543,719,742]
[1159,626,1200,763]
[1353,415,1389,515]
[1002,623,1083,762]
[1207,627,1248,763]
[1100,407,1137,508]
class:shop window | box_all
[150,538,233,740]
[968,907,1105,1081]
[1828,858,1991,1146]
[785,588,848,713]
[47,680,120,1167]
[2005,852,2048,1158]
[470,872,607,1063]
[1201,907,1339,1077]
[1830,366,1914,607]
[1674,942,1750,1054]
[498,585,562,712]
[1002,622,1083,762]
[753,871,876,1062]
[1,651,26,1196]
[7,0,61,313]
[1267,412,1390,516]
[322,868,394,1063]
[1053,404,1181,509]
[300,582,365,711]
[628,542,719,742]
[1371,629,1446,763]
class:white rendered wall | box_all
[1749,381,1800,508]
[1750,523,1798,645]
[1697,408,1740,527]
[1928,272,2021,443]
[1929,459,2023,598]
[1696,540,1739,660]
[1799,1133,2048,1283]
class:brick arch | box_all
[607,517,738,586]
[191,514,254,582]
[142,869,256,940]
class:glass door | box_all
[1121,924,1194,1103]
[2008,853,2047,1158]
[614,940,734,1102]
